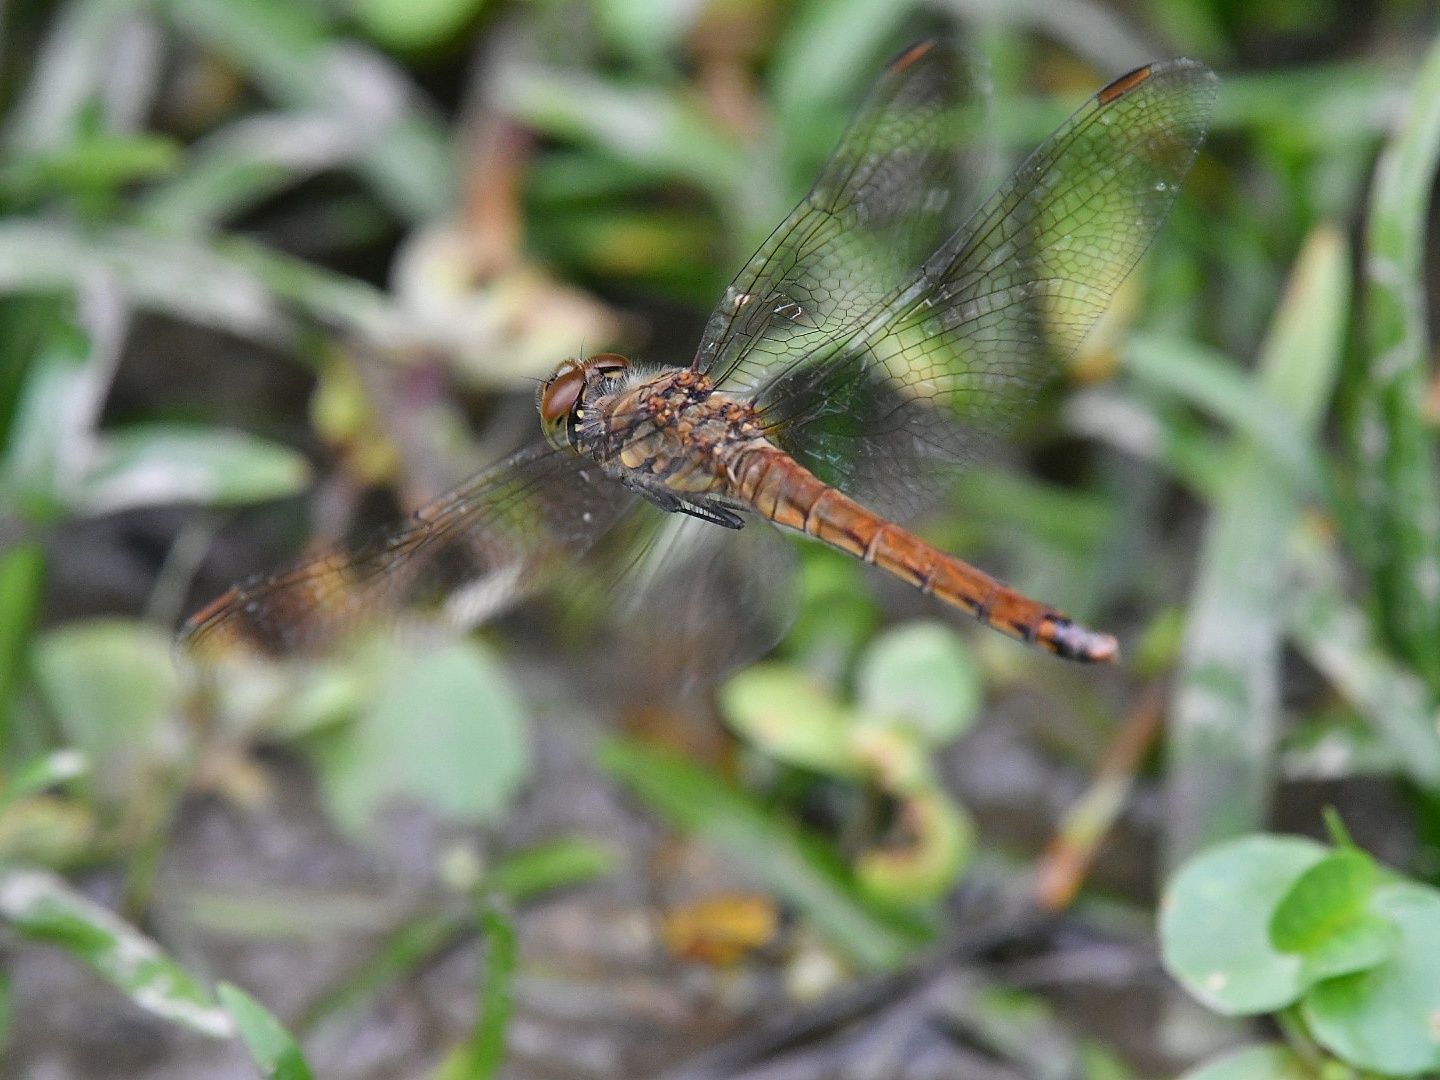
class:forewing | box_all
[755,59,1218,515]
[695,40,986,396]
[181,444,635,660]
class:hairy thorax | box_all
[580,368,769,497]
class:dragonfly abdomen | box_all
[728,445,1117,663]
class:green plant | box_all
[1161,823,1440,1077]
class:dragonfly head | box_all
[538,353,631,451]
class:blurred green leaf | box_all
[1278,705,1402,781]
[218,233,399,340]
[434,904,514,1080]
[1270,849,1378,954]
[169,0,456,221]
[1065,388,1231,503]
[0,750,88,808]
[0,302,108,522]
[4,0,158,153]
[1286,520,1440,791]
[309,639,531,835]
[0,970,10,1055]
[0,794,95,867]
[1297,913,1399,987]
[29,619,182,803]
[294,909,464,1032]
[1175,1044,1311,1080]
[0,542,45,736]
[0,296,67,447]
[0,133,181,203]
[592,0,704,59]
[1216,62,1409,146]
[529,206,720,300]
[496,64,746,207]
[598,738,928,970]
[1303,882,1440,1076]
[1350,32,1440,687]
[854,622,980,744]
[1268,849,1398,986]
[354,0,486,51]
[718,663,858,776]
[1165,225,1349,868]
[770,0,911,134]
[487,838,618,901]
[1124,332,1328,498]
[0,222,293,345]
[0,866,231,1037]
[1160,833,1326,1015]
[949,468,1115,553]
[854,788,973,907]
[76,423,312,514]
[782,544,880,680]
[218,982,315,1080]
[137,113,359,233]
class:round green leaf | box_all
[353,0,486,50]
[1160,834,1327,1015]
[1303,881,1440,1076]
[1297,912,1399,986]
[30,619,182,802]
[718,662,859,775]
[1270,848,1378,953]
[1175,1044,1310,1080]
[310,639,531,834]
[853,621,981,743]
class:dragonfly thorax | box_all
[537,352,632,452]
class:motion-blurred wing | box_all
[181,444,635,660]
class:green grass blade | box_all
[485,838,617,900]
[1165,226,1350,870]
[3,0,158,153]
[1124,332,1329,499]
[493,63,747,209]
[1351,34,1440,685]
[1286,520,1440,791]
[0,542,45,740]
[0,867,232,1037]
[0,221,399,348]
[598,737,929,971]
[167,0,456,222]
[218,982,316,1080]
[136,113,359,233]
[433,904,517,1080]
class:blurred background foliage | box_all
[3,0,1440,1075]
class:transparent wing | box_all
[703,53,1217,518]
[608,512,800,693]
[693,39,987,397]
[181,444,636,660]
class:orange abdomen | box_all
[728,445,1117,663]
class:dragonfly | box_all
[182,41,1218,666]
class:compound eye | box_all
[538,360,585,449]
[587,353,630,378]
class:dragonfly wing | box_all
[607,511,800,692]
[181,443,635,660]
[695,40,987,397]
[752,58,1218,516]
